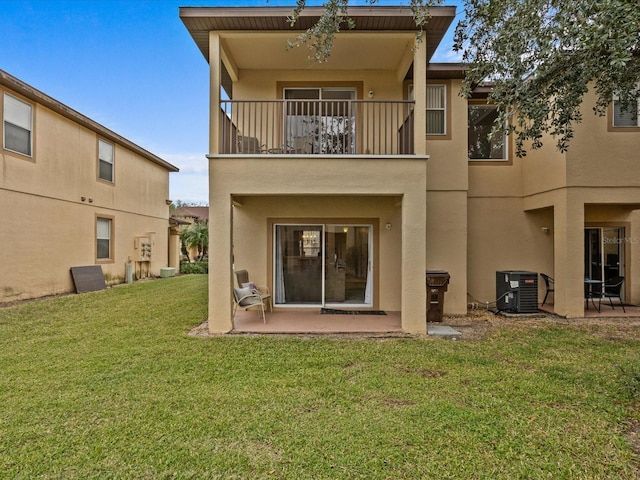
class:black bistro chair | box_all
[540,273,554,306]
[602,276,625,312]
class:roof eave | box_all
[0,69,179,173]
[180,5,456,64]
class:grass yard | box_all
[0,274,638,479]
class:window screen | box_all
[97,217,112,260]
[98,139,114,182]
[426,85,446,135]
[3,93,32,156]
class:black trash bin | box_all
[426,270,450,323]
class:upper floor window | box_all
[3,93,33,156]
[98,139,114,183]
[96,216,113,261]
[468,104,507,161]
[612,96,639,127]
[408,84,447,135]
[426,85,446,135]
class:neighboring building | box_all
[0,69,179,303]
[180,6,640,334]
[172,205,209,225]
[171,206,209,261]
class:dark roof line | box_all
[0,69,179,173]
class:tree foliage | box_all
[180,222,209,262]
[170,200,208,214]
[288,0,439,62]
[455,0,640,156]
[291,0,640,155]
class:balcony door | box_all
[283,88,356,154]
[274,224,373,307]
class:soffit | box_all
[221,32,415,71]
[180,6,456,68]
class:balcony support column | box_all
[207,189,234,334]
[553,193,585,318]
[413,36,427,156]
[401,169,428,335]
[209,32,221,156]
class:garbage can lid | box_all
[426,270,450,286]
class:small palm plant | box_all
[180,221,209,262]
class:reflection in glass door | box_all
[284,88,356,154]
[274,224,372,307]
[274,225,323,304]
[584,227,624,296]
[324,226,371,305]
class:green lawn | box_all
[0,275,638,479]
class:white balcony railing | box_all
[220,100,415,156]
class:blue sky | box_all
[1,0,463,204]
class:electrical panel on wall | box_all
[134,236,152,262]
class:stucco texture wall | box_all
[467,198,554,305]
[0,87,172,303]
[232,195,402,310]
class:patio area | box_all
[232,308,403,334]
[538,302,640,318]
[230,301,640,335]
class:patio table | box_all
[584,278,603,311]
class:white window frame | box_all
[408,83,448,135]
[3,93,33,157]
[426,84,446,135]
[96,216,113,262]
[98,139,114,183]
[468,103,508,161]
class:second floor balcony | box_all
[219,99,415,156]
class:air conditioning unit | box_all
[496,270,538,313]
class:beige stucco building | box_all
[181,6,640,334]
[0,69,179,303]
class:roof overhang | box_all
[180,5,456,72]
[0,69,178,173]
[427,62,467,79]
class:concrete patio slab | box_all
[427,324,462,337]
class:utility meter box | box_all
[134,236,152,262]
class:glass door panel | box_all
[275,225,323,305]
[284,88,356,154]
[275,223,373,307]
[584,227,625,298]
[324,225,371,306]
[603,227,623,284]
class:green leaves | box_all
[455,0,640,156]
[180,221,209,261]
[288,0,441,62]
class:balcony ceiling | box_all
[220,32,415,71]
[180,6,456,70]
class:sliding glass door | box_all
[274,224,372,307]
[584,227,625,295]
[284,88,356,154]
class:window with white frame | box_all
[612,95,639,127]
[408,84,447,135]
[426,85,446,135]
[468,104,507,160]
[98,139,114,182]
[3,93,33,156]
[96,217,113,261]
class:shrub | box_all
[180,261,208,274]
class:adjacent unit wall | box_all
[0,79,176,303]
